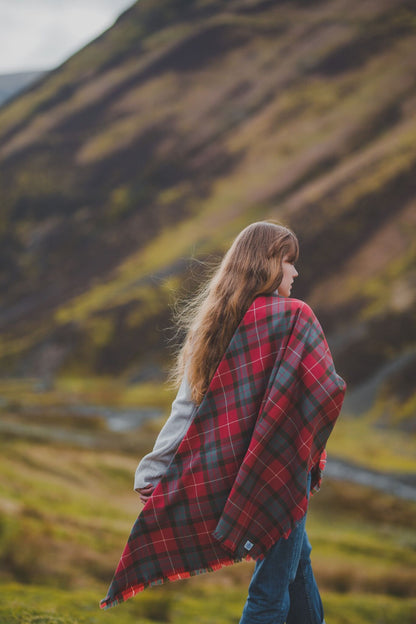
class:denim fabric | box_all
[239,474,324,624]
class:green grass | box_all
[0,583,415,624]
[0,376,174,410]
[0,583,161,624]
[0,386,415,623]
[2,395,416,624]
[326,412,416,474]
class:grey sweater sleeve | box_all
[134,376,197,490]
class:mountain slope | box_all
[0,0,415,427]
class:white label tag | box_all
[244,540,254,551]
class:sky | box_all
[0,0,135,74]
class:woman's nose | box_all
[293,266,299,277]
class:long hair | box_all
[171,221,299,404]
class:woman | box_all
[101,222,346,624]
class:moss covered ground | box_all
[0,583,415,624]
[0,384,415,623]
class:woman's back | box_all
[101,222,345,624]
[101,293,345,608]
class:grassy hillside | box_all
[0,412,415,623]
[0,0,415,429]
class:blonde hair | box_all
[171,221,299,404]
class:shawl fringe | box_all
[100,553,252,609]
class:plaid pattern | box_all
[101,295,346,609]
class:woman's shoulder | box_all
[284,296,316,318]
[255,293,316,320]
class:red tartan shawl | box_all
[101,295,346,609]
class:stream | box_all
[325,456,416,503]
[1,398,416,503]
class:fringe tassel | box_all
[100,554,252,610]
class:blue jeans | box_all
[239,474,324,624]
